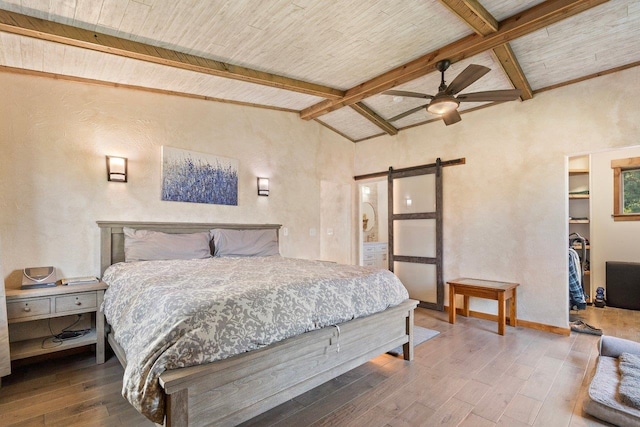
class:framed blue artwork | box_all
[161,146,238,206]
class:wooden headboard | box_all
[97,221,281,276]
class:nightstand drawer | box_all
[7,298,51,320]
[56,293,97,313]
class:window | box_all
[611,157,640,221]
[622,169,640,213]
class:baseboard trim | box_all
[443,307,570,336]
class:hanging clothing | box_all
[569,247,586,310]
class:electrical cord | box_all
[41,315,91,349]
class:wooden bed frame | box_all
[97,221,418,427]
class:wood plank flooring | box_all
[1,305,638,426]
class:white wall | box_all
[0,72,355,289]
[355,66,640,328]
[0,232,9,377]
[591,146,640,290]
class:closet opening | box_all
[567,146,640,329]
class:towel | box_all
[619,352,640,409]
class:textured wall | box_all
[355,67,640,328]
[0,73,354,289]
[3,66,639,329]
[0,232,9,377]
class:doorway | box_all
[567,145,640,317]
[358,180,388,269]
[356,160,451,311]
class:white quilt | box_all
[102,256,408,423]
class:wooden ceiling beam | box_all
[438,1,533,102]
[350,103,398,136]
[492,44,534,100]
[301,0,609,120]
[0,9,344,100]
[313,119,359,143]
[439,0,534,103]
[438,0,498,36]
[533,60,640,95]
[0,65,299,113]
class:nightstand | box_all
[5,282,107,364]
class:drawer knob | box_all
[75,300,82,306]
[23,306,31,312]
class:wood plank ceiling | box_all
[0,0,638,142]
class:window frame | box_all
[611,156,640,221]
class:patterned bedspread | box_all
[102,256,409,423]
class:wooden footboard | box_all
[109,299,416,427]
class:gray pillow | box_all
[211,229,279,257]
[123,227,212,262]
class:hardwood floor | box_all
[1,305,638,426]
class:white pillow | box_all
[211,229,279,257]
[123,228,212,262]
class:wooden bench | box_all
[447,277,519,335]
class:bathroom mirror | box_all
[362,202,376,232]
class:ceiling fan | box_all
[383,59,522,126]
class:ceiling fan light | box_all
[427,98,459,115]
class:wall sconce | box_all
[106,156,128,182]
[257,177,269,196]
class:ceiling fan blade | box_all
[442,110,461,126]
[444,64,490,95]
[382,90,433,99]
[388,104,429,122]
[456,89,522,102]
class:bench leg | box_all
[509,291,517,327]
[498,293,506,335]
[449,284,456,324]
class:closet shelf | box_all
[569,194,590,199]
[569,169,589,175]
[569,219,590,224]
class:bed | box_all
[98,221,418,427]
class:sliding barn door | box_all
[388,160,443,310]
